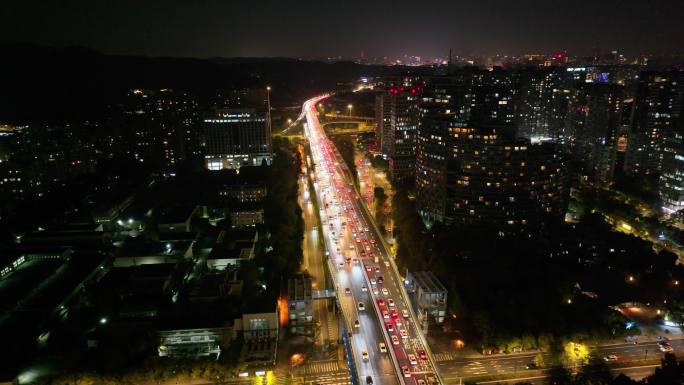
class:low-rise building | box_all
[287,274,313,336]
[406,271,447,327]
[206,230,258,270]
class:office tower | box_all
[203,108,272,170]
[375,77,422,181]
[625,71,684,177]
[566,83,623,184]
[516,67,569,143]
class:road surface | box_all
[303,95,442,385]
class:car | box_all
[400,329,408,339]
[377,299,385,307]
[603,355,618,362]
[382,310,390,319]
[401,366,411,378]
[386,323,394,331]
[362,350,369,361]
[345,288,351,295]
[338,262,344,267]
[377,276,384,284]
[391,335,400,345]
[384,261,390,267]
[402,309,410,319]
[370,278,377,285]
[417,380,426,385]
[408,354,417,365]
[366,376,373,385]
[525,362,539,370]
[382,288,389,296]
[372,287,380,295]
[361,285,368,292]
[659,343,674,352]
[388,299,395,307]
[353,258,359,264]
[375,267,381,273]
[354,319,360,328]
[418,349,427,360]
[379,342,387,353]
[427,376,438,385]
[391,310,399,319]
[358,302,365,311]
[365,266,372,272]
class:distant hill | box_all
[0,43,402,124]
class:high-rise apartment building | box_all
[652,72,684,214]
[516,67,569,143]
[565,83,623,184]
[374,77,422,181]
[203,108,272,170]
[416,74,569,231]
[625,71,684,177]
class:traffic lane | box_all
[437,343,684,378]
[308,98,426,384]
[333,162,434,378]
[316,161,396,381]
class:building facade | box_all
[203,108,272,170]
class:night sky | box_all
[2,0,682,58]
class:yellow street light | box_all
[347,104,353,117]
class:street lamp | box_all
[347,104,353,117]
[266,86,272,143]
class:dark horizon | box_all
[2,0,683,59]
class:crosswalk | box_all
[433,352,460,362]
[292,360,351,385]
[326,311,339,342]
[301,359,342,375]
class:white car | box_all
[402,309,410,319]
[382,288,389,296]
[388,299,395,307]
[372,287,379,295]
[370,278,376,285]
[345,288,351,295]
[408,354,417,365]
[379,342,387,353]
[358,302,365,311]
[384,261,390,268]
[391,335,400,345]
[361,285,368,292]
[400,329,408,339]
[362,350,369,361]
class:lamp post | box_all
[347,104,353,117]
[266,86,272,152]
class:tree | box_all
[646,353,684,385]
[546,365,573,385]
[575,355,613,385]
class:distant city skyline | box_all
[2,0,683,59]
